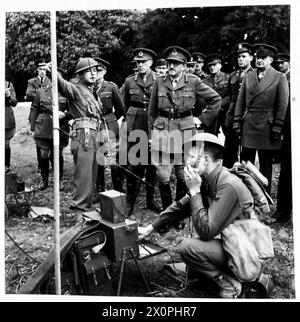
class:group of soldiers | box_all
[5,41,291,299]
[6,41,291,223]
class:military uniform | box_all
[57,57,102,210]
[202,65,230,134]
[26,60,51,171]
[95,79,125,192]
[223,66,254,168]
[149,46,221,209]
[233,44,289,193]
[30,84,72,189]
[5,80,18,170]
[120,48,159,211]
[192,52,207,80]
[152,165,254,281]
[222,43,255,168]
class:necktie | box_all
[143,75,147,85]
[172,79,177,88]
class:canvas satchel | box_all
[222,214,274,282]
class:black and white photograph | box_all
[2,0,299,303]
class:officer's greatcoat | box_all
[233,66,289,150]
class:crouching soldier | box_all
[138,133,274,299]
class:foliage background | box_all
[5,5,290,100]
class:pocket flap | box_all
[179,117,195,130]
[103,113,117,123]
[153,119,164,130]
[129,89,140,95]
[158,92,167,97]
[100,91,112,98]
[178,91,194,98]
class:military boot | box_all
[159,182,173,210]
[146,165,162,213]
[213,274,242,299]
[111,165,124,192]
[37,157,49,191]
[175,178,187,201]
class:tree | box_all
[5,10,143,99]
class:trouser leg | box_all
[36,145,42,170]
[257,150,275,195]
[71,129,98,210]
[39,147,50,190]
[145,165,156,200]
[277,149,292,212]
[5,147,11,169]
[96,165,106,191]
[223,129,239,168]
[126,164,141,205]
[240,147,256,164]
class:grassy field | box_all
[4,102,295,299]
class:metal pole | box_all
[50,10,61,295]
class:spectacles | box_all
[208,63,218,67]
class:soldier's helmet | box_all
[74,57,100,74]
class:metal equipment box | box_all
[99,190,127,224]
[99,218,139,263]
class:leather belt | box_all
[72,117,99,131]
[129,101,149,109]
[159,110,192,119]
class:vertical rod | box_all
[50,10,61,295]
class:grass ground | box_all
[4,103,295,299]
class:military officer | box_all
[94,57,126,193]
[275,53,290,75]
[30,68,72,191]
[155,58,168,77]
[5,73,18,172]
[26,59,52,171]
[202,54,230,135]
[191,52,207,80]
[149,46,221,210]
[120,48,161,212]
[273,53,292,222]
[233,44,289,194]
[26,59,52,120]
[47,57,103,212]
[223,43,254,168]
[186,58,196,74]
